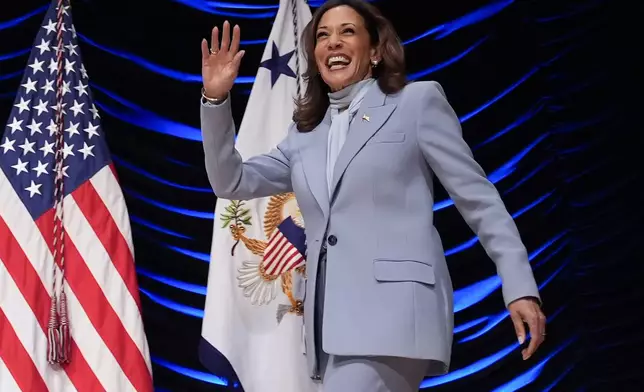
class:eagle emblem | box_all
[219,193,306,322]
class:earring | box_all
[371,59,378,67]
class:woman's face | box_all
[314,5,378,92]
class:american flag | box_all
[262,217,307,277]
[0,1,153,391]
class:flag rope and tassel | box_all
[291,0,302,100]
[47,0,71,366]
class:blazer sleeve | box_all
[415,81,541,307]
[201,97,294,200]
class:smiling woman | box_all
[294,0,406,131]
[200,0,546,391]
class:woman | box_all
[199,0,546,390]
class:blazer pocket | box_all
[369,132,406,144]
[373,259,435,286]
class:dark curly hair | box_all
[292,0,407,132]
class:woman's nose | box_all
[327,34,342,49]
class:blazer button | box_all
[327,235,337,246]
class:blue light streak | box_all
[0,5,47,30]
[112,155,213,193]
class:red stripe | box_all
[61,236,153,392]
[0,213,104,392]
[0,309,48,392]
[72,178,142,312]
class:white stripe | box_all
[0,260,77,392]
[89,166,135,256]
[63,195,150,364]
[0,170,123,390]
[65,279,136,392]
[0,356,21,392]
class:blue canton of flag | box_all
[1,4,110,220]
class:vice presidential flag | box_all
[0,1,153,391]
[199,0,317,391]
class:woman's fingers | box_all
[221,20,231,54]
[210,26,220,54]
[230,24,241,55]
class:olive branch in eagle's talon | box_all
[220,200,252,256]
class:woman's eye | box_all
[342,28,354,34]
[316,32,327,39]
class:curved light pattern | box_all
[457,264,568,343]
[453,231,565,313]
[171,0,277,18]
[473,100,547,150]
[403,0,513,44]
[491,337,576,392]
[78,33,255,84]
[130,215,193,240]
[124,188,214,219]
[408,37,488,80]
[140,288,205,318]
[0,70,22,82]
[93,94,204,141]
[165,244,211,262]
[0,4,47,30]
[112,155,212,193]
[137,267,207,295]
[152,356,229,386]
[0,48,30,61]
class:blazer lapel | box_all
[299,114,330,218]
[330,84,396,197]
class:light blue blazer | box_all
[201,80,541,378]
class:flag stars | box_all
[70,100,85,117]
[21,78,38,94]
[11,159,28,175]
[84,123,99,139]
[18,139,36,156]
[41,80,55,95]
[1,138,15,154]
[28,58,44,74]
[35,38,51,55]
[62,142,75,158]
[25,181,42,198]
[40,140,55,157]
[46,120,58,137]
[90,104,100,119]
[47,58,57,74]
[65,122,80,138]
[14,98,31,114]
[7,118,23,134]
[64,59,76,75]
[33,99,49,116]
[78,142,95,160]
[42,20,56,35]
[26,119,43,136]
[74,81,88,97]
[32,160,49,178]
[80,64,88,79]
[65,43,78,56]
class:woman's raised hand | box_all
[201,21,245,100]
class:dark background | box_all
[1,0,642,390]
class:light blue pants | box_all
[319,353,428,392]
[315,248,428,391]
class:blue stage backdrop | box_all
[1,0,641,391]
